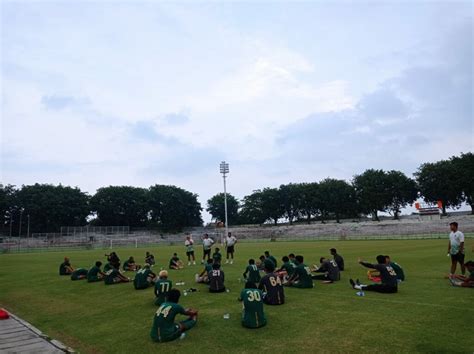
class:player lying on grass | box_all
[134,264,157,290]
[150,288,198,343]
[276,256,296,282]
[350,255,398,293]
[449,260,474,288]
[243,259,261,286]
[155,270,173,305]
[169,253,184,270]
[212,248,222,265]
[259,260,284,305]
[286,255,314,288]
[104,268,130,285]
[145,251,156,266]
[385,255,404,282]
[209,263,226,293]
[311,257,340,283]
[105,252,121,270]
[185,235,196,265]
[264,251,277,268]
[195,258,213,283]
[59,257,74,275]
[201,233,214,263]
[70,268,88,280]
[124,256,141,271]
[87,261,105,282]
[330,248,345,271]
[239,281,267,329]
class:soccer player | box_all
[330,248,345,271]
[201,234,214,263]
[185,235,196,266]
[134,264,157,290]
[385,255,405,282]
[225,232,237,264]
[448,222,465,276]
[449,260,474,288]
[259,260,285,305]
[264,251,277,268]
[150,289,198,343]
[212,248,222,265]
[243,259,261,285]
[287,255,313,288]
[155,270,173,305]
[257,255,266,270]
[169,253,183,270]
[209,263,225,293]
[70,268,88,280]
[239,281,267,329]
[105,252,121,269]
[123,256,140,271]
[104,268,130,285]
[59,257,74,275]
[350,255,398,293]
[289,253,296,264]
[87,261,105,282]
[195,259,213,284]
[311,257,340,283]
[145,251,156,266]
[276,256,296,281]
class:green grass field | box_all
[0,239,473,354]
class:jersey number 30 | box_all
[247,290,261,302]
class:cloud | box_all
[41,95,88,110]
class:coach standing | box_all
[448,222,465,276]
[201,234,214,264]
[225,232,237,264]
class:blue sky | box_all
[1,1,472,221]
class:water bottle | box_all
[356,291,365,297]
[223,313,230,319]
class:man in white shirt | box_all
[185,235,196,266]
[201,234,214,264]
[225,232,237,264]
[448,222,465,276]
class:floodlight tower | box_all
[219,161,230,242]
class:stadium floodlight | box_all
[219,161,230,241]
[27,214,30,239]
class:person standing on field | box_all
[448,222,465,276]
[225,232,237,264]
[201,234,214,264]
[185,235,196,266]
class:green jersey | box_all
[134,268,154,289]
[150,302,186,342]
[103,263,114,272]
[244,264,261,284]
[87,265,102,282]
[104,269,119,285]
[70,268,88,280]
[293,263,313,288]
[59,261,71,275]
[169,257,180,268]
[205,264,213,274]
[154,279,173,305]
[212,251,222,263]
[389,262,405,281]
[240,288,267,328]
[280,261,296,276]
[267,255,277,268]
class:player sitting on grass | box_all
[212,248,222,265]
[243,259,261,286]
[195,259,213,284]
[59,257,74,275]
[350,255,398,293]
[311,257,340,283]
[145,251,156,266]
[104,268,130,285]
[87,261,105,282]
[257,255,266,270]
[264,251,277,268]
[134,264,157,290]
[286,255,314,288]
[289,253,296,264]
[150,289,198,343]
[330,248,345,271]
[239,281,267,329]
[70,268,88,280]
[155,270,173,305]
[105,252,121,269]
[169,253,184,270]
[449,260,474,288]
[385,255,405,282]
[259,260,284,305]
[209,263,226,293]
[276,256,296,282]
[124,256,140,271]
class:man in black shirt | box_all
[350,255,398,293]
[209,263,226,293]
[259,260,285,305]
[312,257,340,283]
[330,248,344,271]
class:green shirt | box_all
[169,257,179,268]
[267,255,277,268]
[154,279,173,306]
[150,302,186,342]
[212,252,222,263]
[240,288,267,328]
[281,261,296,276]
[87,266,102,282]
[389,262,405,281]
[294,263,314,288]
[134,268,154,289]
[59,261,71,275]
[70,268,88,280]
[103,263,114,272]
[104,269,119,284]
[244,264,261,284]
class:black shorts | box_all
[451,253,465,263]
[227,245,235,253]
[203,249,211,257]
[365,284,398,293]
[186,251,194,256]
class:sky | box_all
[1,1,473,222]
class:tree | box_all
[353,169,391,221]
[0,184,16,233]
[319,178,357,223]
[385,170,418,219]
[239,190,266,225]
[279,184,301,225]
[90,186,149,227]
[451,152,474,214]
[148,185,203,231]
[415,160,463,215]
[14,184,90,234]
[260,188,285,225]
[294,182,320,224]
[206,193,239,225]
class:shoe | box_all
[225,260,229,264]
[179,333,186,340]
[230,260,233,264]
[349,279,356,289]
[193,261,196,265]
[188,262,191,266]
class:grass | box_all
[0,239,473,354]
